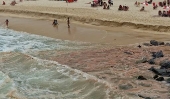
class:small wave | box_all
[0,52,122,99]
[0,27,93,53]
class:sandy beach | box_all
[1,0,170,32]
[0,0,170,99]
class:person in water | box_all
[5,19,9,27]
[52,19,58,26]
[67,17,70,28]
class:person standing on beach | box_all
[168,0,170,6]
[67,17,70,28]
[5,19,9,27]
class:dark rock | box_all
[148,67,161,75]
[137,75,147,80]
[143,43,152,46]
[148,58,155,64]
[145,97,151,99]
[152,50,164,58]
[158,41,164,45]
[156,77,164,81]
[160,60,170,69]
[138,94,145,98]
[149,67,170,76]
[136,57,147,64]
[166,78,170,83]
[137,45,142,48]
[153,75,158,79]
[138,94,151,99]
[165,43,170,46]
[150,40,158,46]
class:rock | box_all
[149,67,170,76]
[137,75,147,80]
[148,67,161,75]
[119,83,133,90]
[148,58,155,64]
[137,45,142,48]
[165,43,170,46]
[136,57,147,64]
[156,77,164,81]
[158,41,164,45]
[166,78,170,83]
[152,50,164,58]
[143,43,151,46]
[153,75,158,79]
[150,40,158,46]
[160,60,170,69]
[138,94,145,98]
[138,94,151,99]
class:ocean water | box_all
[0,27,118,99]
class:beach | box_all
[0,0,170,99]
[1,0,170,31]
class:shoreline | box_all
[0,9,170,32]
[0,14,170,46]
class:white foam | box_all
[0,27,90,53]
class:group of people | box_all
[91,0,113,8]
[10,0,17,6]
[52,17,70,28]
[103,2,110,9]
[2,0,23,6]
[159,0,170,7]
[118,5,129,11]
[158,10,170,17]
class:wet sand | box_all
[0,15,170,46]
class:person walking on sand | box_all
[67,17,70,28]
[5,19,9,27]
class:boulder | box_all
[150,40,158,46]
[153,75,158,79]
[149,67,170,76]
[165,43,170,46]
[151,50,164,58]
[137,75,147,80]
[166,78,170,83]
[160,60,170,69]
[148,58,155,64]
[156,77,164,81]
[158,41,164,45]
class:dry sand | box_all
[1,0,170,32]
